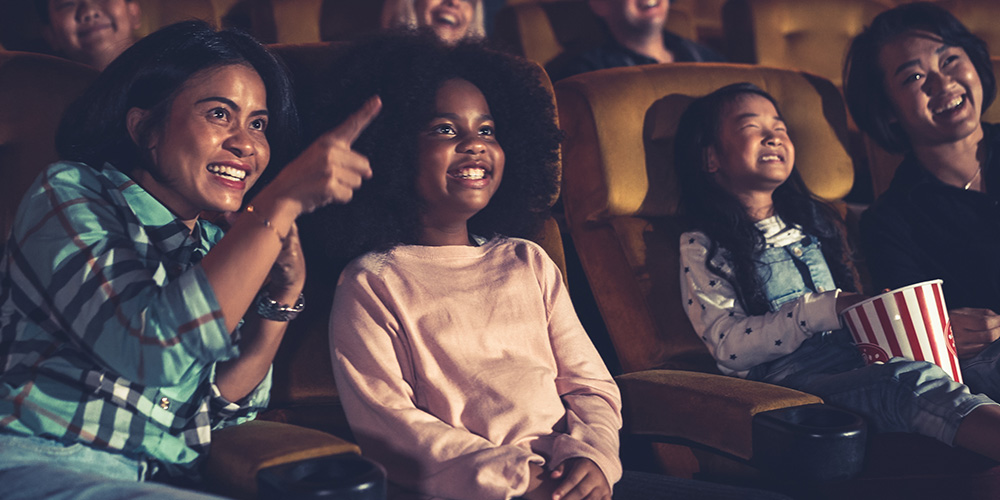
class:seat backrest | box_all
[493,0,695,66]
[556,63,853,374]
[264,43,566,432]
[0,51,98,246]
[223,0,386,44]
[135,0,219,36]
[722,0,890,87]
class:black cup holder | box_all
[257,453,387,499]
[752,404,867,483]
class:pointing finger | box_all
[327,95,382,146]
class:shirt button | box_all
[792,247,803,257]
[159,397,170,410]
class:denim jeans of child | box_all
[746,234,997,446]
[0,431,227,500]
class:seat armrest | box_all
[205,420,361,499]
[616,369,822,460]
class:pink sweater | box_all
[329,237,622,499]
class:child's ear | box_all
[705,147,720,174]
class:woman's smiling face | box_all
[129,64,270,223]
[878,30,984,148]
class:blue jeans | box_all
[0,432,227,500]
[747,330,993,445]
[747,236,997,446]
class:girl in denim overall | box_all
[673,83,1000,461]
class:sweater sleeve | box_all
[679,232,842,377]
[329,261,542,500]
[533,247,623,487]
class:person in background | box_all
[845,2,1000,394]
[546,0,724,82]
[0,20,378,498]
[34,0,142,70]
[381,0,485,45]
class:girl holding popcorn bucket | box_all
[674,82,1000,462]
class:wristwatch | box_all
[255,289,305,322]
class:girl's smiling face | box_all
[707,93,795,199]
[416,78,504,240]
[878,30,983,148]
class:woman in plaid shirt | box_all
[0,21,379,498]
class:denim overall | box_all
[744,234,994,445]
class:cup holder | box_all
[257,453,387,499]
[752,403,867,483]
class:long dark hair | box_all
[674,83,857,315]
[55,20,300,186]
[304,31,561,265]
[844,2,995,154]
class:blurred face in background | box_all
[591,0,669,35]
[43,0,141,70]
[414,0,476,44]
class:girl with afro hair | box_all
[312,31,792,500]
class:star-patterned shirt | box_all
[679,216,844,377]
[0,162,269,474]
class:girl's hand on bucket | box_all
[950,308,1000,359]
[835,292,869,314]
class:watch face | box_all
[256,291,305,321]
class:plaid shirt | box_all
[0,162,270,473]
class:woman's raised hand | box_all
[266,222,306,299]
[266,96,382,217]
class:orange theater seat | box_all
[722,0,890,88]
[222,0,385,44]
[0,51,96,246]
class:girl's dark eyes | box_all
[479,126,495,136]
[942,54,960,67]
[904,73,924,85]
[250,118,267,131]
[432,124,456,134]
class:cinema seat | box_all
[135,0,219,36]
[0,51,96,246]
[222,0,385,44]
[556,61,1000,498]
[721,0,889,88]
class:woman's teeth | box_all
[207,164,247,181]
[934,96,964,114]
[761,155,781,162]
[452,167,486,180]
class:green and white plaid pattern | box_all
[0,162,269,474]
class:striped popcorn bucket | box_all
[841,280,963,384]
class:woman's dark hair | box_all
[674,83,857,315]
[55,20,299,185]
[305,30,561,264]
[844,2,995,154]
